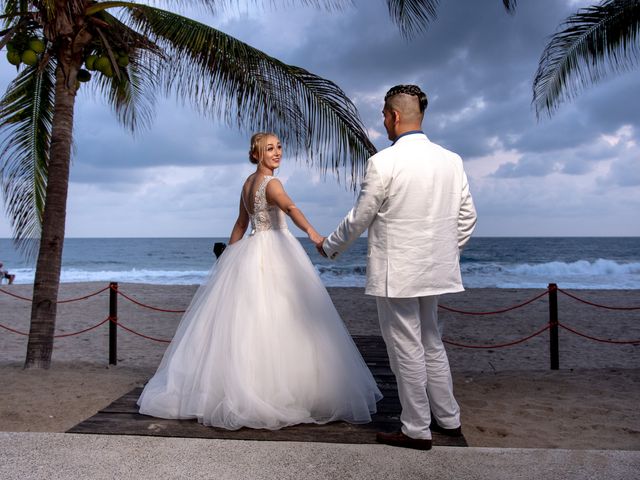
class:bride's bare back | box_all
[242,173,271,216]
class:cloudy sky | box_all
[1,0,638,238]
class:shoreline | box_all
[1,283,639,449]
[5,279,640,290]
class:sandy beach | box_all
[1,282,639,450]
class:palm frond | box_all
[502,0,517,13]
[0,23,20,50]
[87,0,348,20]
[95,54,160,133]
[142,0,439,39]
[1,1,26,28]
[87,10,164,132]
[122,4,375,184]
[0,2,31,47]
[384,0,439,38]
[40,0,56,19]
[533,0,640,117]
[0,59,56,258]
[141,0,347,14]
[40,0,86,21]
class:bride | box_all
[137,132,382,430]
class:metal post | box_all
[109,282,118,366]
[548,283,559,370]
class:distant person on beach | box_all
[318,85,477,450]
[138,132,381,429]
[0,262,15,284]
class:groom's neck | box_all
[391,123,423,141]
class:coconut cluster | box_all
[3,31,132,86]
[5,36,45,68]
[80,50,129,82]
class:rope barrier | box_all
[0,288,32,302]
[0,285,110,303]
[0,322,28,336]
[111,317,171,343]
[556,288,640,311]
[56,285,111,303]
[114,287,186,313]
[54,316,111,338]
[0,316,111,338]
[443,323,551,349]
[439,289,550,315]
[2,281,638,370]
[558,322,640,345]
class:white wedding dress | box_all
[137,176,382,429]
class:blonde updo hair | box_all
[249,132,278,164]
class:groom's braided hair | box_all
[384,85,428,113]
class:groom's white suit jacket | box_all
[323,132,477,298]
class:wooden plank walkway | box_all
[68,335,467,447]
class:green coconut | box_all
[85,54,98,70]
[21,49,38,66]
[7,50,21,66]
[6,42,16,52]
[77,69,92,82]
[28,38,45,54]
[101,64,114,77]
[116,54,129,67]
[94,56,111,72]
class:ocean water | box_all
[1,237,639,289]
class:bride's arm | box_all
[228,196,250,245]
[266,179,323,244]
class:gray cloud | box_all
[597,147,640,188]
[604,159,640,187]
[71,98,249,172]
[491,125,640,179]
[1,0,639,237]
[491,155,560,178]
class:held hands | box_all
[316,237,327,258]
[308,230,328,258]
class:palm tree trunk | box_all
[24,64,77,369]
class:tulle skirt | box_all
[137,228,382,430]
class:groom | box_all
[318,85,477,450]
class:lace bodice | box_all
[249,176,288,234]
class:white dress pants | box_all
[376,295,460,440]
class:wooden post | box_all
[109,282,118,366]
[548,283,559,370]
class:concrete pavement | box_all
[1,432,638,479]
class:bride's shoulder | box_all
[264,176,283,190]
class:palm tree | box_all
[533,0,640,116]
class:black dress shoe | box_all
[429,419,462,437]
[376,431,432,450]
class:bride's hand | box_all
[308,230,324,246]
[309,232,328,258]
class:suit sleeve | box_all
[323,160,385,260]
[458,170,477,250]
